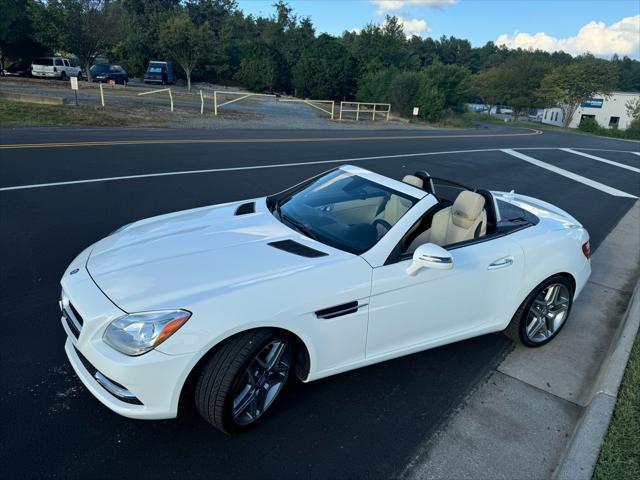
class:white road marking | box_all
[1,146,638,194]
[632,151,640,157]
[560,148,640,173]
[501,149,638,199]
[0,148,500,192]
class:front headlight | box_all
[103,310,191,356]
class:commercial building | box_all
[542,91,639,130]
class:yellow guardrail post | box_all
[137,88,174,112]
[199,90,204,115]
[99,82,105,107]
[339,102,344,120]
[168,89,173,112]
[356,103,360,121]
[331,101,335,120]
[386,105,390,121]
[373,104,377,121]
[214,91,218,116]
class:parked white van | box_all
[31,57,82,80]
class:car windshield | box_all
[33,58,53,66]
[271,169,417,254]
[148,66,165,73]
[91,64,109,73]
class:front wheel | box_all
[195,329,293,433]
[505,276,573,347]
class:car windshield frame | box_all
[268,168,418,255]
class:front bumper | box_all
[61,250,195,420]
[32,71,58,78]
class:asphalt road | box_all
[1,123,638,479]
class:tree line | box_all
[2,0,639,123]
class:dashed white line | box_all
[501,149,638,199]
[560,148,640,173]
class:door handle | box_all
[488,256,514,270]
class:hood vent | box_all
[268,240,328,258]
[235,202,255,216]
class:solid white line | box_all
[560,148,640,173]
[501,149,638,199]
[0,148,499,192]
[632,152,640,157]
[1,146,638,193]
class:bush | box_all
[578,117,600,133]
[388,72,422,116]
[356,69,396,103]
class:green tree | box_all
[158,11,213,91]
[537,55,617,127]
[30,0,123,81]
[421,62,471,113]
[388,72,422,116]
[292,34,353,99]
[471,66,505,114]
[499,57,552,117]
[234,43,282,92]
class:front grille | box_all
[63,311,80,338]
[61,299,83,339]
[69,303,83,327]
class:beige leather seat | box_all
[407,191,487,251]
[374,175,424,226]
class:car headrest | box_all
[452,191,485,229]
[402,175,424,189]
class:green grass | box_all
[465,112,640,140]
[593,330,640,480]
[0,97,167,127]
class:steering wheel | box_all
[372,218,393,232]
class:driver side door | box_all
[365,235,524,359]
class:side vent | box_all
[315,301,360,319]
[235,202,255,216]
[268,240,328,258]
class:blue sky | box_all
[237,0,640,58]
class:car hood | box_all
[86,199,342,312]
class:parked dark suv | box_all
[90,64,129,84]
[143,61,176,85]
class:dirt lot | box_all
[0,76,439,130]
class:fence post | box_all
[339,102,343,120]
[168,89,173,112]
[356,103,360,121]
[373,104,377,121]
[330,101,335,120]
[199,90,204,115]
[99,82,105,107]
[386,105,390,121]
[214,91,218,116]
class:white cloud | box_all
[397,17,432,37]
[496,15,640,58]
[373,0,457,13]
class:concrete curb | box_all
[554,279,640,480]
[0,91,65,106]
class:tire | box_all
[505,275,574,347]
[195,329,293,433]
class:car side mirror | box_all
[406,243,453,276]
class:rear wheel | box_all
[505,275,573,347]
[195,329,293,433]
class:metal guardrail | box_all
[278,98,335,120]
[339,101,391,121]
[213,90,276,116]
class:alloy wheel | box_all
[525,283,571,343]
[231,339,292,425]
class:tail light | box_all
[582,241,591,259]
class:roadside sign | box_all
[412,107,419,116]
[70,76,78,106]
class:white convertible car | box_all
[60,165,591,433]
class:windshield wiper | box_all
[282,214,318,240]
